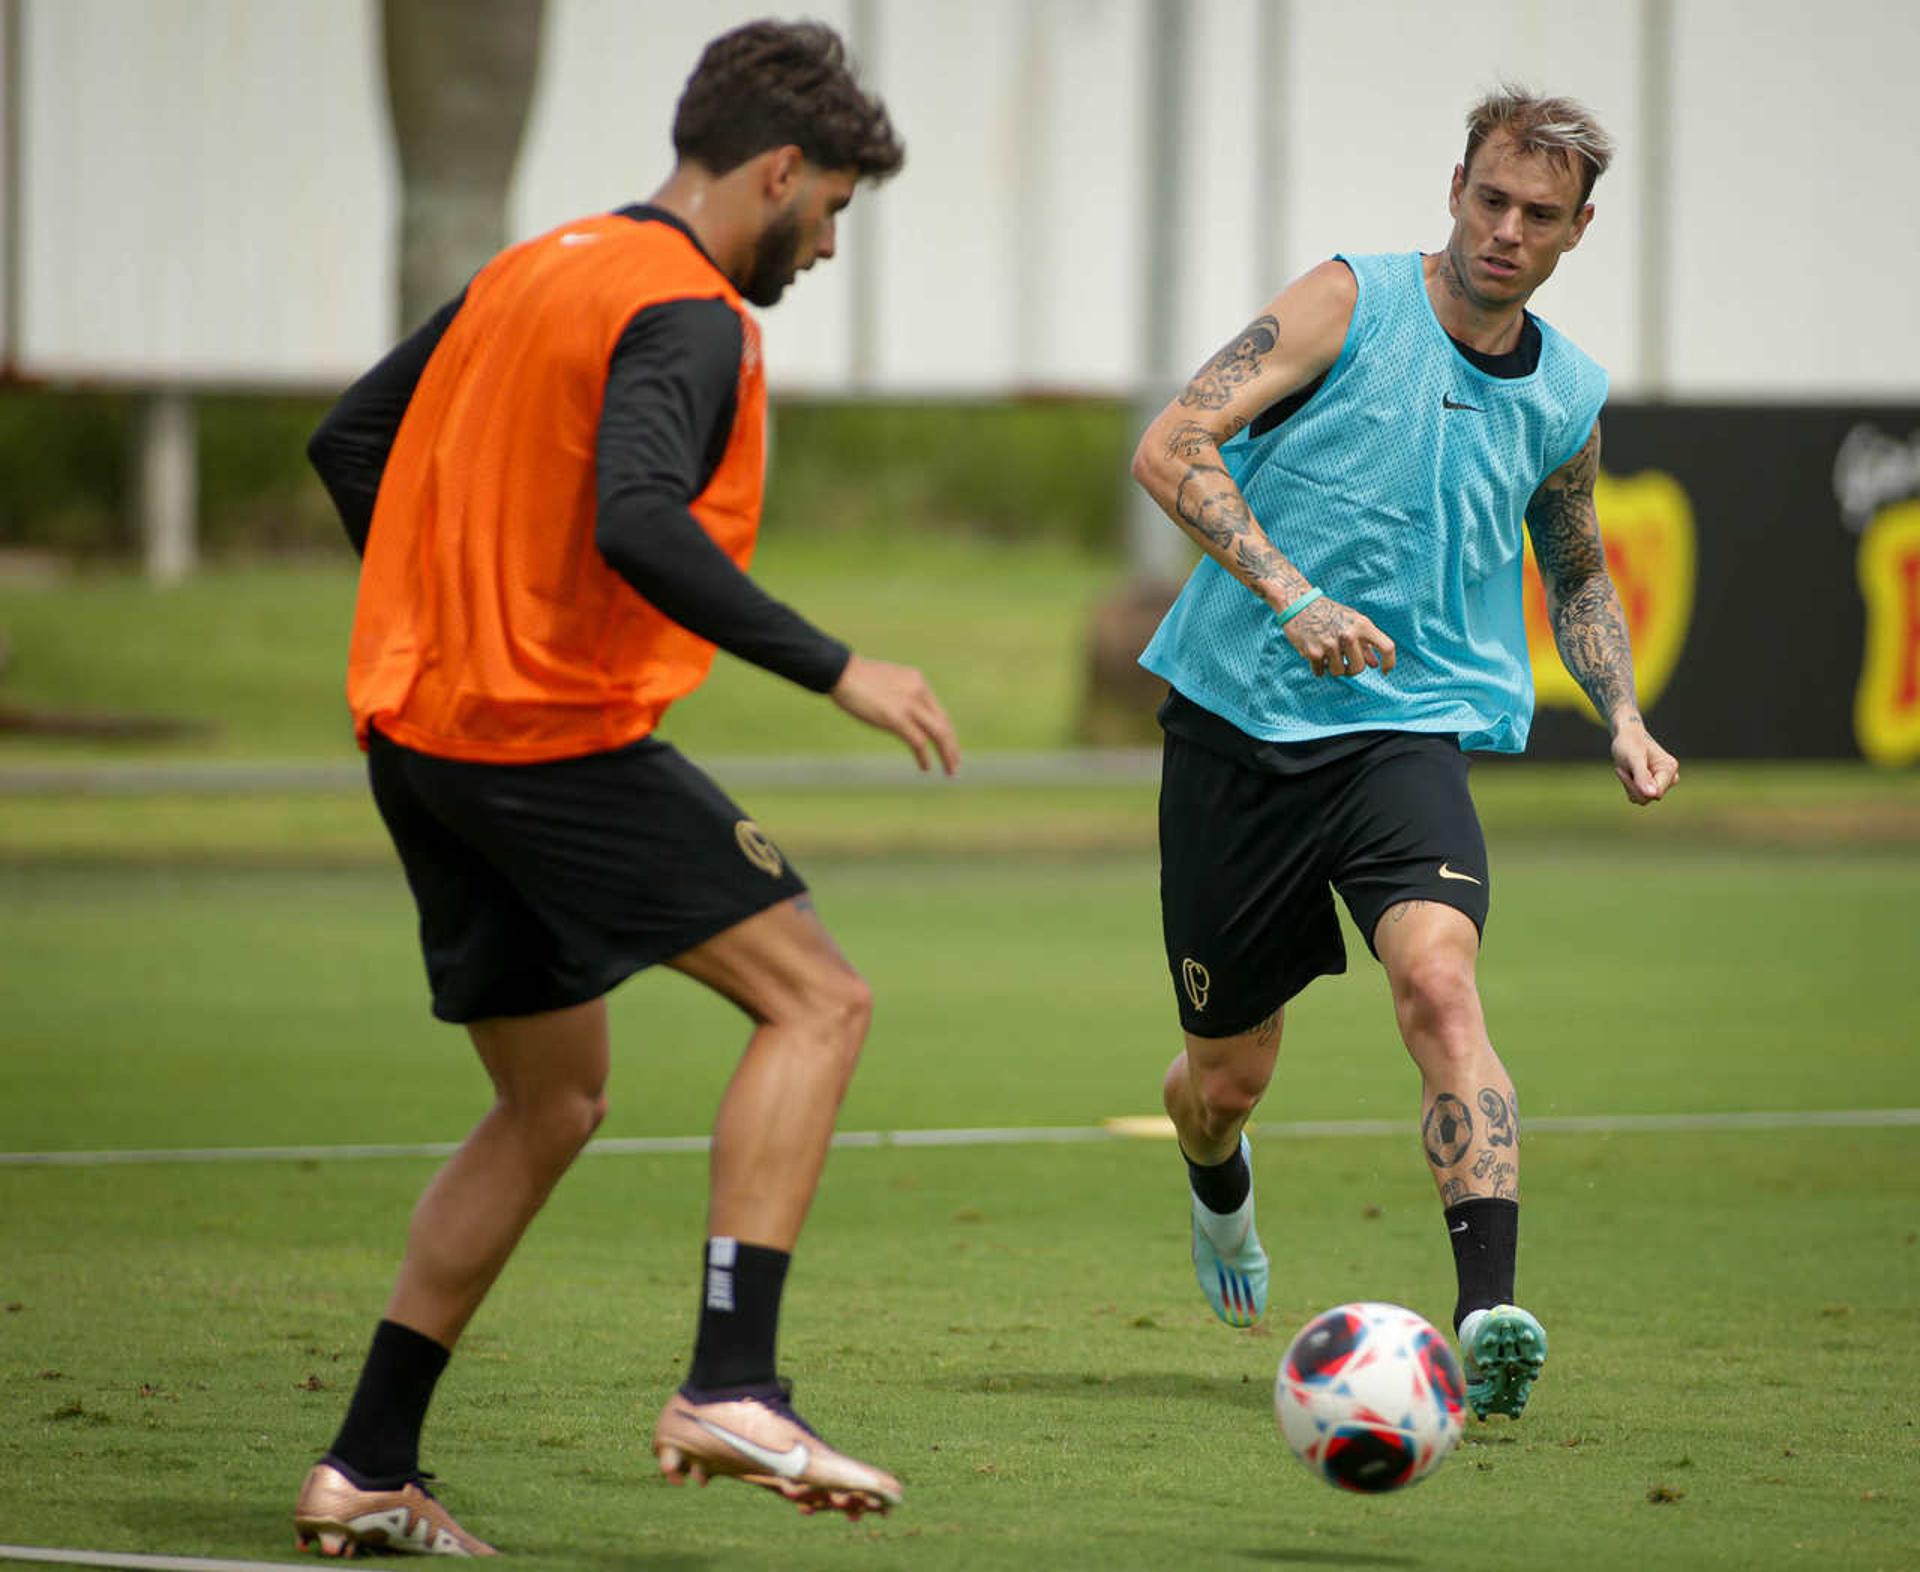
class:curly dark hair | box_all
[672,20,904,180]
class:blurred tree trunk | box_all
[1076,574,1183,745]
[383,0,546,330]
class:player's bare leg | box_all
[389,999,612,1344]
[297,999,610,1556]
[1163,1012,1283,1167]
[669,896,871,1251]
[1373,903,1514,1206]
[1163,1013,1282,1327]
[650,894,901,1518]
[1375,899,1545,1418]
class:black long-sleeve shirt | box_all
[307,206,850,694]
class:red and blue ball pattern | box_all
[1275,1302,1466,1494]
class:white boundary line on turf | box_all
[0,1548,310,1572]
[1,1109,1916,1169]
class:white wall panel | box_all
[2,0,1915,398]
[868,0,1032,392]
[1020,0,1143,391]
[1168,0,1270,380]
[20,0,394,384]
[1667,0,1920,398]
[0,4,12,367]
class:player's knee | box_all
[1391,953,1480,1046]
[508,1083,608,1161]
[823,966,875,1048]
[1195,1062,1266,1128]
[791,963,873,1062]
[551,1087,608,1159]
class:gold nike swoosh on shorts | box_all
[1437,862,1483,885]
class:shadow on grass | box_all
[115,1496,296,1557]
[110,1497,714,1571]
[924,1368,1260,1405]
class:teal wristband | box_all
[1275,587,1323,627]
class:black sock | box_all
[687,1238,789,1393]
[1445,1198,1519,1332]
[326,1319,451,1484]
[1184,1142,1251,1216]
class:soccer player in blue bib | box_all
[1130,89,1678,1420]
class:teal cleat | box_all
[1188,1134,1268,1328]
[1458,1303,1548,1419]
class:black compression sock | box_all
[688,1238,789,1392]
[326,1319,451,1484]
[1445,1197,1519,1331]
[1184,1141,1252,1215]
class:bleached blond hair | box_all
[1464,86,1615,204]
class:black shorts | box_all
[367,728,807,1023]
[1157,699,1490,1039]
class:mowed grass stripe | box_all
[5,1107,1918,1167]
[6,839,1915,1156]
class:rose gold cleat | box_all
[294,1461,497,1557]
[651,1385,903,1520]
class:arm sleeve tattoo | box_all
[1524,422,1641,726]
[1176,315,1280,411]
[1161,316,1311,600]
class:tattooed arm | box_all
[1525,421,1679,805]
[1129,261,1395,679]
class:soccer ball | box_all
[1274,1301,1466,1493]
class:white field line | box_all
[1,1109,1916,1169]
[0,1549,310,1572]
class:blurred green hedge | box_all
[0,390,1136,560]
[769,399,1133,551]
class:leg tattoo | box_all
[1427,1084,1519,1201]
[1422,1092,1473,1168]
[1480,1087,1516,1148]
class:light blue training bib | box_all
[1140,251,1608,753]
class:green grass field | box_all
[3,837,1918,1571]
[3,556,1918,1569]
[0,536,1122,761]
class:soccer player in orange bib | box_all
[295,22,955,1551]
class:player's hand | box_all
[1610,718,1678,805]
[830,654,961,776]
[1279,593,1396,678]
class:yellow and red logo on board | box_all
[1522,469,1695,721]
[1854,500,1920,766]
